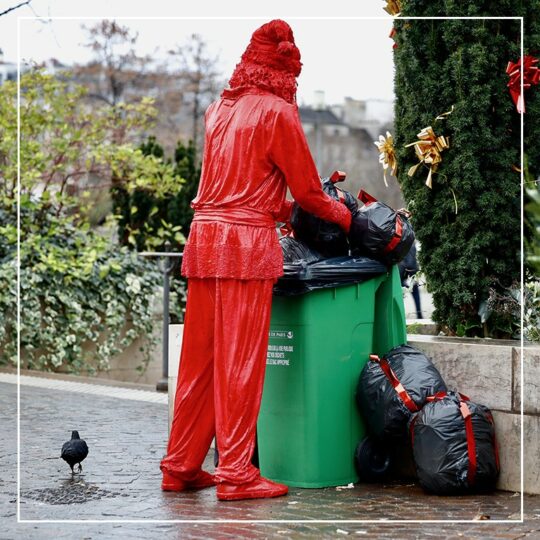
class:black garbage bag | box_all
[398,242,419,283]
[356,345,447,440]
[290,171,358,257]
[349,190,415,266]
[279,236,323,264]
[274,255,387,296]
[410,391,500,495]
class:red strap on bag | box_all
[330,170,347,184]
[280,223,293,237]
[357,189,378,206]
[426,391,450,402]
[335,188,346,204]
[425,391,477,485]
[459,400,477,486]
[383,215,403,254]
[357,190,404,254]
[369,354,419,412]
[426,391,471,402]
[485,411,501,472]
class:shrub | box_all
[1,198,161,372]
[0,69,182,372]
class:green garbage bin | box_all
[257,264,407,488]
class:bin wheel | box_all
[354,436,391,483]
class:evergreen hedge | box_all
[111,137,201,322]
[393,2,539,337]
[112,136,201,251]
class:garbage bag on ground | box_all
[410,391,500,495]
[356,344,447,439]
[290,171,358,258]
[349,190,415,266]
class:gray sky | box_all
[0,0,396,106]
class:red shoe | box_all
[161,469,216,492]
[217,476,288,501]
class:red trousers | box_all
[160,277,274,484]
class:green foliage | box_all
[1,197,161,372]
[406,322,422,335]
[170,139,202,237]
[112,136,200,251]
[0,69,170,372]
[524,162,540,276]
[393,2,539,337]
[524,279,540,342]
[0,70,173,206]
[111,136,201,322]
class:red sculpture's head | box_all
[225,19,302,104]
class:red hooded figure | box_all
[160,19,352,501]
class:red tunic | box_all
[181,87,352,280]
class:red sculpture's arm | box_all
[269,103,352,232]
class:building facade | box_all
[299,99,404,210]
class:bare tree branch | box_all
[0,0,32,18]
[29,4,61,48]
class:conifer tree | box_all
[393,2,538,336]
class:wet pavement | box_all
[1,378,539,539]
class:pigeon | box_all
[61,431,89,474]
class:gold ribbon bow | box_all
[405,106,453,188]
[374,131,397,187]
[405,127,449,188]
[383,0,401,16]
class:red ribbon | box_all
[506,55,540,113]
[369,354,419,413]
[389,27,398,50]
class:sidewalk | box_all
[1,374,539,539]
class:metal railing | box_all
[139,251,183,392]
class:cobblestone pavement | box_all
[1,379,539,539]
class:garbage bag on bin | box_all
[349,190,415,265]
[410,391,500,495]
[279,236,323,264]
[356,345,447,439]
[398,242,419,283]
[274,255,387,296]
[290,171,358,257]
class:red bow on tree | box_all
[506,55,540,113]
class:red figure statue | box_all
[160,19,352,501]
